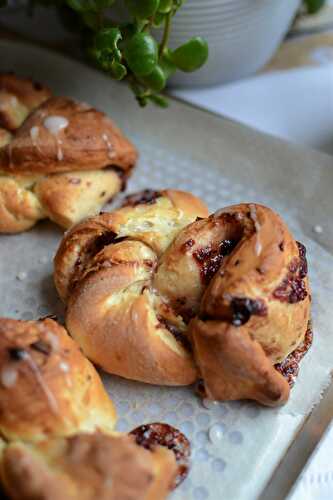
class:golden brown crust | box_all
[0,432,177,500]
[34,169,122,229]
[0,75,137,233]
[54,198,310,404]
[0,74,51,130]
[189,319,290,407]
[0,174,45,233]
[0,129,11,148]
[184,204,310,406]
[0,318,116,442]
[54,190,209,385]
[0,97,137,175]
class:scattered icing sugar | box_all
[249,204,262,256]
[208,423,225,443]
[313,224,323,234]
[30,126,39,148]
[59,362,70,373]
[202,399,219,410]
[1,366,18,388]
[102,133,116,159]
[16,271,27,281]
[44,115,69,136]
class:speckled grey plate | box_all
[0,40,333,500]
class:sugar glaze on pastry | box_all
[0,317,189,500]
[0,74,137,232]
[54,192,311,405]
[0,317,117,442]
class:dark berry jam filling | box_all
[30,340,51,355]
[121,189,161,207]
[275,321,313,386]
[157,316,192,352]
[193,239,237,285]
[230,297,268,326]
[8,347,26,361]
[273,241,308,304]
[130,422,191,489]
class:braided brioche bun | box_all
[0,75,137,232]
[0,317,116,442]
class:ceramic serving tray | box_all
[0,39,333,500]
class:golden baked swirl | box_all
[54,192,311,406]
[54,189,209,385]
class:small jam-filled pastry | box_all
[0,317,117,442]
[54,196,311,406]
[54,189,208,386]
[186,204,311,406]
[0,74,137,232]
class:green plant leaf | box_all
[159,49,177,79]
[148,94,168,107]
[158,0,172,13]
[303,0,326,14]
[124,32,158,76]
[140,65,166,92]
[95,27,122,61]
[110,61,127,80]
[171,37,208,72]
[152,11,165,26]
[125,0,160,19]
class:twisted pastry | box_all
[54,195,311,405]
[54,189,209,385]
[0,432,177,500]
[164,203,311,406]
[0,74,137,232]
[0,318,190,500]
[0,317,117,442]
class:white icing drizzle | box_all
[10,96,18,107]
[78,101,91,111]
[43,116,68,162]
[30,126,40,149]
[59,361,69,373]
[20,350,59,414]
[44,115,69,135]
[102,133,116,160]
[1,365,18,388]
[249,204,262,256]
[45,331,59,352]
[57,139,64,161]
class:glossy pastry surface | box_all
[0,75,137,232]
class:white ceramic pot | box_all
[168,0,301,87]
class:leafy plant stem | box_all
[159,11,171,57]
